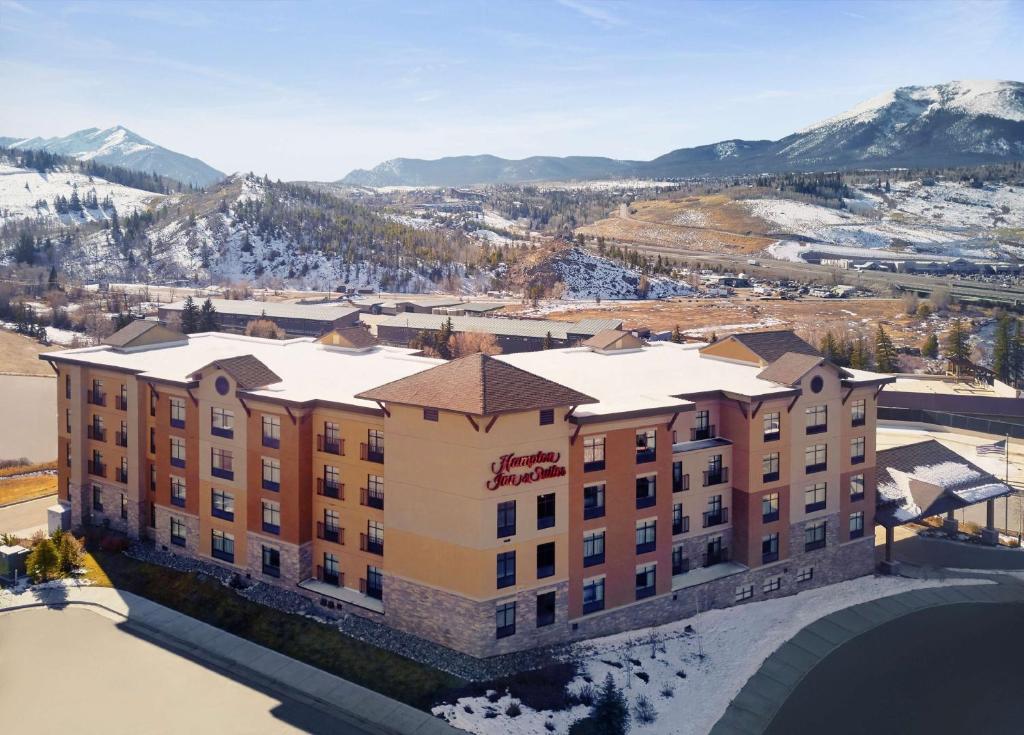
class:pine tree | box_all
[993,316,1012,383]
[27,538,61,582]
[543,331,553,350]
[849,335,872,369]
[590,673,630,735]
[199,298,219,332]
[944,318,970,362]
[818,332,839,362]
[670,325,682,344]
[435,317,454,360]
[875,325,898,373]
[180,296,200,334]
[47,266,60,292]
[921,333,939,359]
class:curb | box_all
[709,579,1024,735]
[0,491,58,510]
[0,596,460,735]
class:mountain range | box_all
[340,80,1024,187]
[0,126,224,188]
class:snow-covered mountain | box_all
[341,80,1024,186]
[2,126,224,188]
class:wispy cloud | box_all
[0,0,32,13]
[556,0,626,28]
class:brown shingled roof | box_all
[104,320,185,350]
[189,355,282,390]
[724,330,820,364]
[582,329,643,351]
[356,352,597,415]
[756,352,827,386]
[316,326,378,350]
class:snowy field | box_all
[0,163,161,225]
[547,247,694,300]
[434,575,992,735]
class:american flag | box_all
[977,439,1007,456]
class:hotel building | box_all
[45,322,891,658]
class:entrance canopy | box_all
[875,439,1013,527]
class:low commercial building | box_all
[375,313,623,353]
[158,299,360,337]
[45,327,890,658]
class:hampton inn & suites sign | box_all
[487,451,566,491]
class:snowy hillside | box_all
[525,247,694,300]
[0,162,162,226]
[5,126,224,187]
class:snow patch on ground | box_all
[434,575,992,735]
[544,247,694,300]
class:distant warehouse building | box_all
[158,299,360,337]
[375,313,624,353]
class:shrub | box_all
[54,532,85,573]
[0,532,20,546]
[635,672,649,684]
[676,670,687,679]
[463,705,473,714]
[634,695,657,725]
[505,701,522,718]
[486,691,501,703]
[572,683,596,707]
[27,538,61,582]
[483,710,498,719]
[545,721,557,732]
[660,684,675,698]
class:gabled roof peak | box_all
[188,354,282,390]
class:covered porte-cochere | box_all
[875,439,1014,573]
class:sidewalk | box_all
[0,584,460,735]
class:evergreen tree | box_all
[543,331,553,350]
[993,316,1013,383]
[199,298,219,332]
[849,335,872,370]
[180,296,200,334]
[47,266,60,292]
[591,673,630,735]
[944,318,970,362]
[818,331,840,362]
[670,325,682,344]
[875,325,898,373]
[13,231,35,264]
[921,333,939,359]
[27,538,61,582]
[435,317,454,360]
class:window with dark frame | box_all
[496,601,516,639]
[636,519,657,554]
[635,564,656,600]
[849,511,865,538]
[805,483,827,513]
[762,492,779,522]
[536,542,555,579]
[536,591,556,627]
[497,550,516,588]
[583,436,605,472]
[583,483,605,519]
[261,545,281,577]
[762,532,779,563]
[583,530,605,567]
[582,577,605,614]
[537,493,556,529]
[497,500,516,538]
[850,474,865,501]
[763,411,780,441]
[539,408,554,425]
[804,520,827,551]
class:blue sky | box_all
[1,0,1021,180]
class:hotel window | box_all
[117,457,128,483]
[583,531,605,567]
[211,529,235,563]
[423,407,439,422]
[805,483,827,513]
[170,437,186,468]
[636,475,656,509]
[211,407,234,438]
[762,532,779,564]
[849,511,865,539]
[497,500,516,538]
[851,398,866,427]
[636,429,657,463]
[536,591,556,628]
[636,519,657,554]
[119,493,127,519]
[150,464,156,492]
[322,508,340,541]
[65,409,72,434]
[118,383,128,410]
[673,502,688,535]
[536,542,555,579]
[321,421,342,455]
[212,489,235,521]
[149,388,157,417]
[583,436,605,472]
[851,436,866,465]
[495,601,516,639]
[673,461,689,492]
[762,492,780,523]
[90,449,104,477]
[149,427,156,455]
[321,553,340,584]
[262,458,280,491]
[537,493,556,529]
[67,445,71,468]
[692,409,712,441]
[762,452,780,483]
[89,414,105,441]
[117,420,128,447]
[539,408,554,425]
[704,454,725,486]
[89,379,105,405]
[763,576,782,593]
[850,473,865,502]
[169,397,186,428]
[92,484,103,511]
[763,411,780,441]
[262,415,281,448]
[805,405,827,434]
[211,447,234,480]
[365,428,384,462]
[635,563,656,600]
[496,551,516,589]
[735,584,754,602]
[65,374,71,399]
[365,520,384,554]
[805,520,827,551]
[805,444,827,474]
[365,565,383,599]
[583,483,605,519]
[582,577,605,614]
[261,546,281,578]
[796,566,814,583]
[170,516,186,546]
[364,474,384,509]
[704,494,727,528]
[672,545,688,575]
[262,500,281,535]
[170,476,186,507]
[322,465,341,498]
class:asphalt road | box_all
[764,602,1024,735]
[0,607,374,734]
[0,494,55,537]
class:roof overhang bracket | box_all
[564,406,577,422]
[149,383,159,399]
[841,387,855,405]
[874,384,886,400]
[786,393,800,414]
[285,405,297,424]
[48,361,59,375]
[570,423,583,445]
[238,395,251,417]
[667,412,680,432]
[484,415,499,433]
[751,401,763,419]
[465,414,480,432]
[374,401,390,418]
[734,399,748,419]
[186,388,198,407]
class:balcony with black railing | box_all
[115,395,128,411]
[702,507,729,528]
[317,478,344,500]
[115,467,128,483]
[317,565,343,587]
[361,487,384,510]
[673,515,690,535]
[360,533,384,555]
[87,460,106,478]
[762,550,779,564]
[317,522,343,544]
[703,547,730,567]
[703,467,729,487]
[673,473,690,493]
[115,431,128,448]
[360,578,383,600]
[318,434,344,456]
[691,425,715,441]
[636,447,656,464]
[87,390,106,407]
[360,443,384,464]
[672,556,690,576]
[87,425,107,442]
